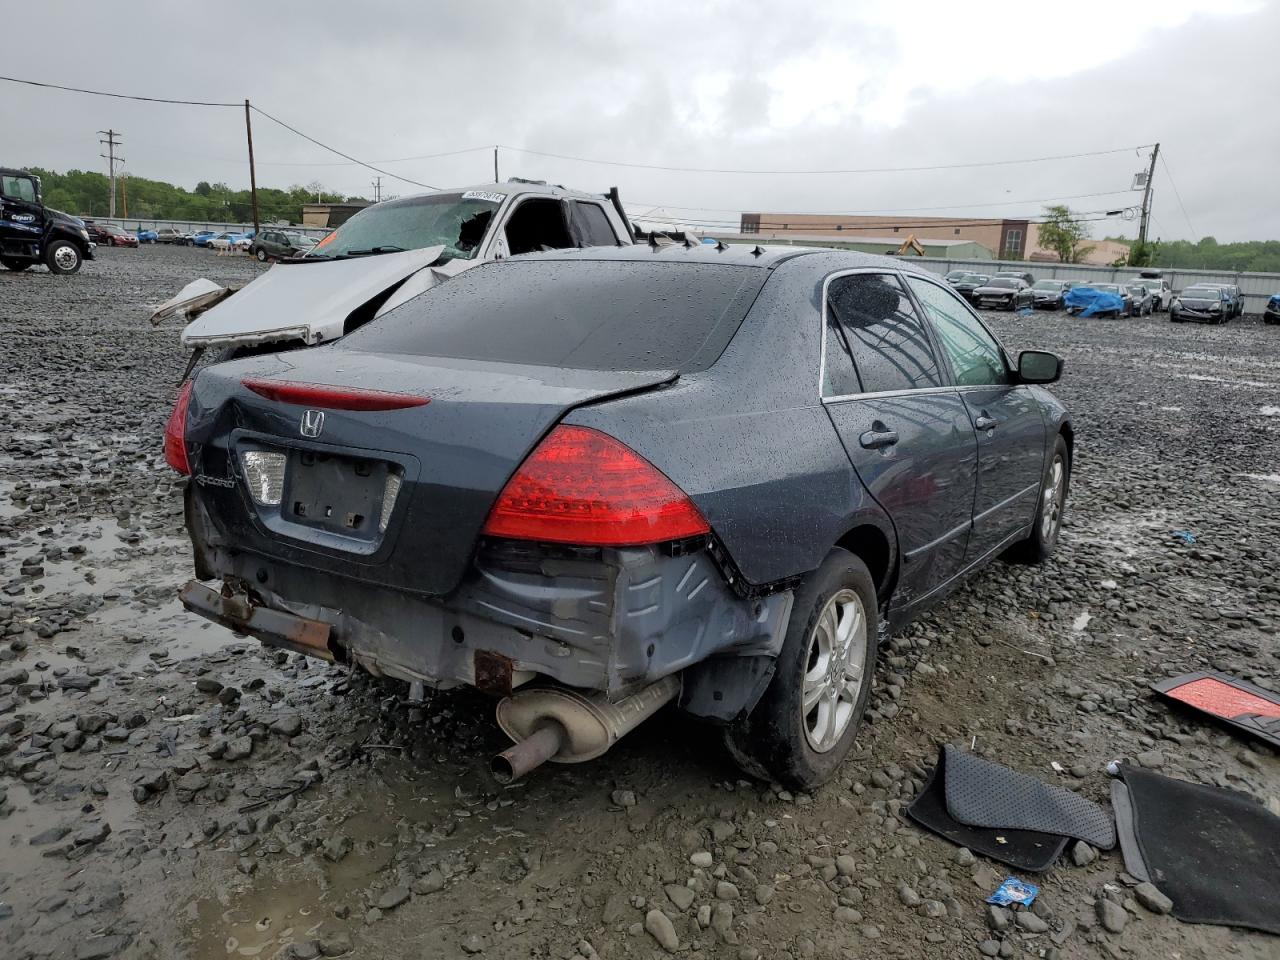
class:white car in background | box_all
[1127,275,1172,311]
[207,232,251,252]
[151,180,635,363]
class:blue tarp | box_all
[1063,286,1125,317]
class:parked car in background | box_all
[191,231,219,247]
[1170,286,1229,324]
[1197,283,1243,319]
[208,232,249,251]
[1127,276,1171,311]
[973,277,1034,311]
[1265,294,1280,325]
[951,273,991,302]
[154,228,185,244]
[137,228,159,244]
[944,268,970,284]
[1029,279,1073,310]
[91,223,139,247]
[993,270,1035,286]
[249,229,316,262]
[166,246,1071,788]
[1087,284,1133,316]
[1064,286,1127,319]
[162,180,636,361]
[1126,284,1154,316]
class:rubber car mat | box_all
[1109,780,1150,883]
[1151,671,1280,750]
[907,754,1068,872]
[1120,764,1280,935]
[942,745,1116,850]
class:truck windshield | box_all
[305,193,499,262]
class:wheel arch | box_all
[834,520,897,605]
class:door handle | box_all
[859,428,899,450]
[974,414,998,431]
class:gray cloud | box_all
[3,0,1274,240]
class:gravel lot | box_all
[2,246,1278,960]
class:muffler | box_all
[491,675,680,783]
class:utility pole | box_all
[98,129,123,218]
[371,176,383,203]
[1137,142,1160,249]
[244,100,261,235]
[494,146,499,184]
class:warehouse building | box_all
[717,233,993,259]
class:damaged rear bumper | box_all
[183,493,793,721]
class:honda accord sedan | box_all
[166,246,1072,788]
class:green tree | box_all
[1038,204,1094,263]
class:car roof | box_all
[384,179,615,205]
[509,242,824,269]
[0,167,36,178]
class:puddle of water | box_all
[1241,473,1280,485]
[1072,610,1093,632]
[1261,406,1280,416]
[1179,373,1275,389]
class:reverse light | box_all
[241,378,429,411]
[241,450,287,505]
[483,425,709,546]
[163,380,195,475]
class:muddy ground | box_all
[1,245,1278,960]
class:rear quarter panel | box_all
[565,253,895,588]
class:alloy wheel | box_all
[800,589,867,753]
[1040,455,1065,541]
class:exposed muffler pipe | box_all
[491,674,680,783]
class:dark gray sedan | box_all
[166,247,1072,788]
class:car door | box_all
[0,173,45,249]
[820,270,979,607]
[906,276,1047,561]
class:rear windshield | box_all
[1032,280,1063,290]
[1182,288,1220,299]
[986,279,1018,289]
[343,259,765,373]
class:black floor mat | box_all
[907,756,1068,872]
[942,745,1116,850]
[1121,764,1280,935]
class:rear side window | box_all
[344,259,765,373]
[571,202,618,246]
[825,273,942,394]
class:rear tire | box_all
[724,548,878,790]
[2,257,31,272]
[1004,435,1069,565]
[44,240,83,275]
[255,247,268,262]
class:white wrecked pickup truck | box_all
[150,180,636,368]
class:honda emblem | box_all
[300,409,325,438]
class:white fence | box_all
[911,256,1278,314]
[77,215,331,241]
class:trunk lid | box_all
[179,246,444,349]
[186,349,676,597]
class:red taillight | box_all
[241,378,429,412]
[483,425,709,546]
[164,380,194,475]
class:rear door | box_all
[820,270,978,606]
[905,276,1046,561]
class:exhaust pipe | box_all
[491,675,680,783]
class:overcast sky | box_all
[4,0,1276,241]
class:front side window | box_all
[907,277,1009,388]
[825,273,942,395]
[1,176,37,203]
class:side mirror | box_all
[1018,350,1062,384]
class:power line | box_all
[1158,152,1197,241]
[0,74,239,107]
[498,143,1153,176]
[248,105,436,191]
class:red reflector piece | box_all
[241,378,430,412]
[163,380,194,475]
[1165,677,1280,720]
[483,425,710,546]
